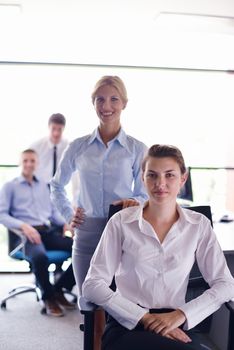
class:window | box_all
[1,62,234,270]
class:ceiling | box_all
[1,0,234,69]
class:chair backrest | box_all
[108,204,123,219]
[185,206,212,288]
[8,230,21,256]
[183,205,213,333]
[187,205,213,227]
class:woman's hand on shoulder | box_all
[70,207,85,229]
[112,199,139,209]
[140,309,187,339]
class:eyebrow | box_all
[96,94,119,98]
[147,169,177,173]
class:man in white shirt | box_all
[30,113,68,184]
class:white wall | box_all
[0,0,234,69]
[1,0,234,212]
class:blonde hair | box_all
[91,76,128,106]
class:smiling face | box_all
[93,85,125,127]
[143,156,187,205]
[20,151,38,178]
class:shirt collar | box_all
[121,202,200,226]
[88,127,128,149]
[114,128,128,148]
[88,128,100,145]
[177,205,202,225]
[120,203,150,234]
[47,138,62,149]
[19,175,39,183]
[121,204,145,224]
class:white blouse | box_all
[82,204,234,330]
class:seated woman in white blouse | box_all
[82,144,234,350]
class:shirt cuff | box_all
[104,293,149,330]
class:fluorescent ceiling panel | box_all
[0,3,21,18]
[154,12,234,35]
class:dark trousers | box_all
[102,315,204,350]
[23,225,75,300]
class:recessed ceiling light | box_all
[0,3,21,16]
[154,12,234,35]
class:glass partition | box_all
[0,63,234,167]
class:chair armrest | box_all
[9,228,27,257]
[78,296,97,349]
[226,300,234,313]
[188,276,209,289]
[78,296,98,314]
[10,228,25,238]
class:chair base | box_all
[63,289,77,304]
[1,283,42,309]
[0,283,77,310]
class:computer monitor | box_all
[178,167,193,202]
[187,167,230,215]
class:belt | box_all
[138,304,174,314]
[149,308,174,314]
[33,225,51,232]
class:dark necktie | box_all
[52,145,57,176]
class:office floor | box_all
[0,273,83,350]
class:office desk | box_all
[213,222,234,281]
[214,221,234,253]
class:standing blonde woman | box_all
[50,76,148,349]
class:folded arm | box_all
[179,217,234,329]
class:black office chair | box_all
[78,205,234,350]
[1,228,77,310]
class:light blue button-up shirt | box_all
[0,175,65,229]
[50,128,148,222]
